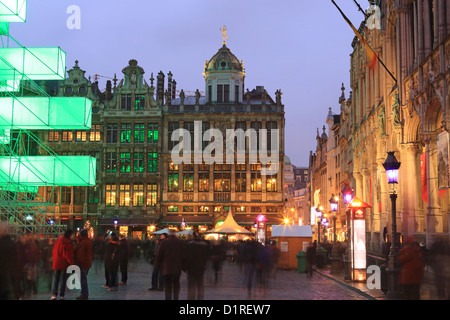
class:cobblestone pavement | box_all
[28,259,370,301]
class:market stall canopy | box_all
[205,210,254,235]
[153,228,171,234]
[177,229,194,236]
[271,225,313,238]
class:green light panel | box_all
[0,156,96,186]
[0,47,66,80]
[0,97,92,129]
[0,21,9,34]
[0,79,20,91]
[0,0,26,23]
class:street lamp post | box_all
[382,151,403,299]
[342,183,353,281]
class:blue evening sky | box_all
[11,0,367,167]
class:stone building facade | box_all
[310,0,450,253]
[38,42,285,238]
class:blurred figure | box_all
[149,233,167,291]
[0,222,17,300]
[306,243,316,278]
[23,233,40,297]
[399,237,424,300]
[75,229,92,300]
[104,233,120,291]
[154,229,186,300]
[118,235,129,286]
[40,237,54,292]
[241,239,259,297]
[51,229,75,300]
[185,232,211,300]
[210,239,226,284]
[428,240,450,299]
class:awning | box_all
[98,218,157,226]
[161,215,213,226]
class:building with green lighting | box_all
[38,43,286,239]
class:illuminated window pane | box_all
[120,123,131,143]
[168,173,178,192]
[146,183,157,206]
[89,124,101,142]
[134,123,145,143]
[133,152,144,173]
[119,152,131,173]
[147,152,158,173]
[119,184,130,206]
[105,184,116,206]
[133,184,144,206]
[106,152,117,173]
[266,174,277,192]
[135,94,145,110]
[148,123,158,143]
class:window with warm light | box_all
[89,124,101,142]
[133,184,144,206]
[105,184,116,206]
[146,184,157,206]
[119,184,130,206]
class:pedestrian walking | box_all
[398,237,424,300]
[185,232,211,300]
[104,233,120,291]
[75,229,93,300]
[51,229,76,300]
[149,233,166,291]
[23,233,40,297]
[306,243,315,278]
[40,237,54,292]
[241,239,258,297]
[210,239,226,284]
[154,229,186,300]
[0,222,17,300]
[118,235,129,286]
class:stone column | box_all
[401,143,422,237]
[425,136,443,246]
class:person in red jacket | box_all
[51,229,75,300]
[75,229,92,300]
[399,237,424,300]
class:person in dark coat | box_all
[0,223,17,300]
[75,229,92,299]
[306,243,315,278]
[51,229,76,300]
[118,235,129,285]
[185,232,211,300]
[104,234,120,291]
[399,238,424,300]
[154,229,186,300]
[149,233,167,291]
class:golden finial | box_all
[220,25,228,45]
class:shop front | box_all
[97,218,158,239]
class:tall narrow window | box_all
[224,84,230,102]
[168,173,179,192]
[73,186,85,204]
[105,152,117,173]
[119,152,131,173]
[235,165,246,192]
[87,186,99,205]
[148,123,159,143]
[134,124,145,143]
[147,152,158,173]
[133,184,144,206]
[120,124,131,143]
[121,94,132,110]
[168,122,179,150]
[119,184,130,206]
[217,85,223,103]
[183,164,194,192]
[90,124,101,142]
[266,174,277,192]
[135,94,145,110]
[208,85,212,103]
[105,184,116,206]
[133,152,144,173]
[266,121,277,151]
[106,123,118,143]
[146,184,157,206]
[235,85,239,102]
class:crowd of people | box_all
[0,223,281,300]
[2,220,449,300]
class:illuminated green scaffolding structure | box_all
[0,0,96,236]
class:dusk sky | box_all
[11,0,366,167]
